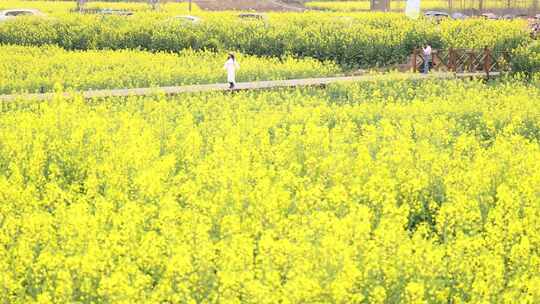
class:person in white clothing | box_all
[422,44,432,74]
[224,53,240,89]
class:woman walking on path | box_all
[224,53,240,89]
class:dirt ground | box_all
[193,0,305,11]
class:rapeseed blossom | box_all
[1,78,540,302]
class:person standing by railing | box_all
[423,44,432,73]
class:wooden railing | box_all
[412,48,511,76]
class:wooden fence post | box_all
[483,47,491,78]
[448,48,455,72]
[468,50,475,73]
[412,49,418,73]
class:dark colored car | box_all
[238,13,268,21]
[0,9,44,22]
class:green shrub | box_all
[511,41,540,76]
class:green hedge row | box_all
[0,13,530,68]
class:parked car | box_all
[238,13,268,21]
[480,13,498,19]
[501,14,526,19]
[424,11,450,22]
[0,9,44,22]
[95,9,133,16]
[76,8,133,16]
[451,12,468,20]
[171,15,201,24]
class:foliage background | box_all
[2,78,540,303]
[0,11,530,68]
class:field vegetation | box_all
[0,11,529,68]
[0,45,340,94]
[0,0,200,15]
[305,0,536,11]
[1,1,540,303]
[2,78,540,302]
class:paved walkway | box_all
[0,72,497,102]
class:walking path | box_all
[0,72,498,103]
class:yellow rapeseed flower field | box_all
[1,77,540,303]
[0,45,340,94]
[0,3,529,67]
[0,0,200,15]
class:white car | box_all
[480,13,498,20]
[424,11,450,21]
[0,9,44,22]
[172,15,201,24]
[451,12,468,20]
